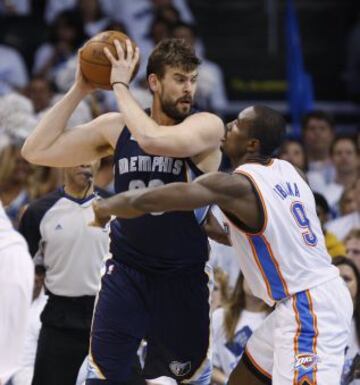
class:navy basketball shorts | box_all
[85,258,212,385]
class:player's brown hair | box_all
[146,38,200,79]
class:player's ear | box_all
[247,138,260,154]
[148,74,159,93]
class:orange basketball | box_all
[80,30,140,90]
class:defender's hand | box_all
[103,39,140,86]
[90,199,111,228]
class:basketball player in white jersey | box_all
[0,134,34,384]
[92,105,352,385]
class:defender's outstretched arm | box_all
[94,180,219,221]
[92,172,252,226]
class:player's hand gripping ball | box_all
[80,30,140,90]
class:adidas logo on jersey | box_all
[55,224,63,230]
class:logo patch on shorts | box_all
[169,361,191,377]
[294,353,319,370]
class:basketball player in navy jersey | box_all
[22,38,224,384]
[92,106,352,385]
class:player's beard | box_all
[161,95,193,122]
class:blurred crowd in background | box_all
[0,1,359,385]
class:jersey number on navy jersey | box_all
[129,179,164,216]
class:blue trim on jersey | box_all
[250,235,287,301]
[185,162,209,225]
[294,291,317,384]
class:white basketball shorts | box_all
[245,276,352,385]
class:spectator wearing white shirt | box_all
[278,138,307,172]
[302,111,336,190]
[326,179,360,241]
[171,22,228,114]
[319,136,358,215]
[0,133,34,385]
[0,44,29,95]
[25,77,54,115]
[346,230,360,272]
[333,256,360,385]
[0,0,30,15]
[211,274,270,385]
[77,0,110,37]
[33,10,86,81]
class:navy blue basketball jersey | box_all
[109,126,209,273]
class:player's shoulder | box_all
[185,112,224,132]
[90,112,125,149]
[94,111,123,125]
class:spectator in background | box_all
[11,266,48,385]
[156,3,181,26]
[0,132,34,385]
[27,166,61,201]
[77,0,109,37]
[340,184,359,217]
[94,155,115,194]
[211,274,270,385]
[314,192,346,257]
[171,22,228,113]
[211,267,230,314]
[0,137,33,227]
[0,0,31,15]
[33,10,86,81]
[345,229,360,272]
[317,136,359,215]
[25,77,55,115]
[19,162,110,385]
[278,138,307,171]
[207,206,241,289]
[326,179,360,241]
[136,16,171,79]
[0,44,29,95]
[333,257,360,385]
[302,111,336,190]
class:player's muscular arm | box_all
[22,111,123,167]
[203,210,231,246]
[22,52,123,167]
[92,172,256,224]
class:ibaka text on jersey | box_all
[118,156,183,175]
[273,182,300,200]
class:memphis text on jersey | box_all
[118,156,183,176]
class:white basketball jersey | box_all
[223,159,339,306]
